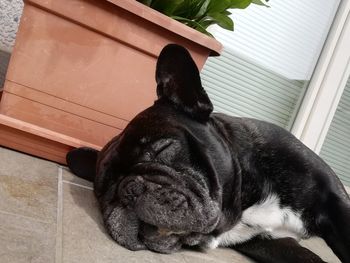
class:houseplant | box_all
[0,0,266,164]
[137,0,269,36]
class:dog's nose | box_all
[121,176,146,206]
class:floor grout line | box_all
[62,180,94,191]
[55,166,63,263]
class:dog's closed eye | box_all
[136,138,179,164]
[152,139,175,157]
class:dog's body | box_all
[67,44,350,262]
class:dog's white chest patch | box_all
[208,194,307,248]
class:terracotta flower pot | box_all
[0,0,222,164]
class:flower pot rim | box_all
[104,0,222,56]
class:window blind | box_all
[207,1,339,80]
[320,78,350,186]
[200,0,340,130]
[201,48,308,129]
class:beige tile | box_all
[0,147,58,179]
[61,166,93,189]
[0,147,341,263]
[59,166,340,263]
[62,182,188,263]
[0,211,56,263]
[0,147,58,222]
[300,237,341,263]
[208,247,254,262]
[179,247,253,263]
[61,182,254,263]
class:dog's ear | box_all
[156,44,213,121]
[66,147,99,182]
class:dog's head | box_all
[68,44,232,253]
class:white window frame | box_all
[291,0,350,154]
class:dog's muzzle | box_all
[118,165,220,232]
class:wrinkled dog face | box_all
[118,165,219,234]
[117,167,220,252]
[68,44,223,253]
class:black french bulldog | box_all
[67,44,350,263]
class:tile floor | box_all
[0,146,342,263]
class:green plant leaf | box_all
[136,0,150,6]
[203,12,234,30]
[149,0,185,16]
[200,19,218,29]
[137,0,267,36]
[195,0,211,18]
[171,0,201,18]
[137,0,153,6]
[171,15,214,36]
[222,10,232,15]
[207,0,231,13]
[251,0,270,7]
[229,0,253,9]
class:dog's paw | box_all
[203,237,220,249]
[181,233,217,249]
